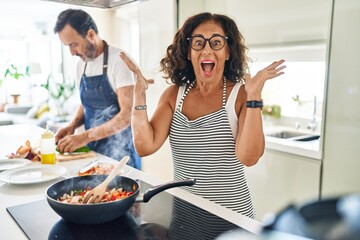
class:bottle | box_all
[41,129,56,164]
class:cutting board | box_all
[56,151,96,161]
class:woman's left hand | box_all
[245,59,286,100]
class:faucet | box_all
[307,95,317,131]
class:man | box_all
[53,9,141,169]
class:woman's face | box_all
[188,20,230,84]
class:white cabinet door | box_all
[191,0,332,45]
[244,149,321,221]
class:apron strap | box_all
[82,40,109,75]
[102,40,108,75]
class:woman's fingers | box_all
[244,60,286,98]
[260,60,286,80]
[120,52,155,89]
[265,59,286,70]
[120,52,140,73]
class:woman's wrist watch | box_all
[246,100,263,109]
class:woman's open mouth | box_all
[201,60,215,75]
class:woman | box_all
[120,12,285,218]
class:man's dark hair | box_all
[54,9,98,37]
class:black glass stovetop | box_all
[7,180,251,240]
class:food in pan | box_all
[58,186,135,204]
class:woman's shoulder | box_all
[159,84,180,110]
[161,84,179,99]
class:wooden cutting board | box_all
[56,151,96,162]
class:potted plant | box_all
[41,75,76,122]
[0,64,28,111]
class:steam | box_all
[88,104,136,167]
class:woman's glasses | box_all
[187,35,228,51]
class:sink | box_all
[265,130,320,142]
[266,130,308,139]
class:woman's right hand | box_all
[120,52,154,91]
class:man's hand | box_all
[55,125,75,143]
[56,134,88,153]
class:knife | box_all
[78,161,99,174]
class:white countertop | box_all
[264,125,322,160]
[0,124,263,240]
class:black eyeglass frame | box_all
[187,35,228,51]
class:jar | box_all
[41,130,56,164]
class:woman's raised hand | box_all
[245,59,286,100]
[120,52,154,91]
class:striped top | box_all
[169,78,255,218]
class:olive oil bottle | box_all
[41,129,56,164]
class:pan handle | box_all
[141,178,196,203]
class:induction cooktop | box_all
[7,181,251,240]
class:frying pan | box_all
[46,175,196,224]
[262,194,360,239]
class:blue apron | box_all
[79,41,141,170]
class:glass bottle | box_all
[41,130,56,164]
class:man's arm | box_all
[56,86,133,153]
[84,85,133,141]
[55,105,85,143]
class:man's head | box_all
[54,9,99,61]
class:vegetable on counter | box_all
[56,145,91,154]
[7,140,40,161]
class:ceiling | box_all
[0,0,142,40]
[0,0,72,39]
[42,0,139,8]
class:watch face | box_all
[134,105,147,110]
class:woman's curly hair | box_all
[160,12,249,86]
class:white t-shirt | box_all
[76,45,135,92]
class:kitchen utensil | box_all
[46,175,196,224]
[262,194,360,239]
[83,156,129,203]
[77,161,99,174]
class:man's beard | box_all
[77,40,97,62]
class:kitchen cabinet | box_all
[181,0,333,46]
[245,149,321,221]
[321,0,360,197]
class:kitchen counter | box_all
[264,125,322,160]
[0,124,265,240]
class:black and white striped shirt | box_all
[169,78,255,218]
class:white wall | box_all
[137,0,177,181]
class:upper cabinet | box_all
[179,0,332,46]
